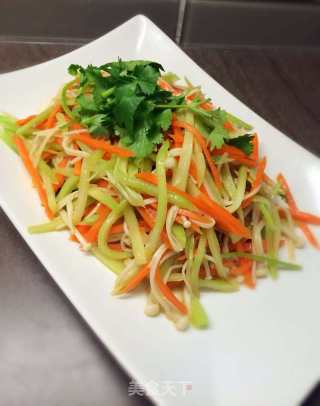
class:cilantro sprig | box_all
[68,59,253,158]
[68,60,182,158]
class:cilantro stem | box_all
[101,86,115,98]
[155,102,212,118]
[61,79,77,120]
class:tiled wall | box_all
[1,0,319,47]
[181,1,320,47]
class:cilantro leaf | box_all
[135,64,159,95]
[114,83,144,132]
[207,124,228,150]
[226,134,254,155]
[155,109,172,131]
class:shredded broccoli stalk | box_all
[57,175,79,202]
[227,166,247,213]
[88,185,119,211]
[145,141,169,259]
[91,247,125,275]
[122,175,193,209]
[221,163,236,199]
[0,114,18,151]
[206,228,227,278]
[190,296,208,329]
[222,252,301,270]
[189,233,207,297]
[259,202,276,231]
[199,279,240,292]
[124,206,147,265]
[73,150,103,224]
[98,200,129,260]
[172,111,193,191]
[39,161,57,215]
[61,79,77,120]
[28,217,66,234]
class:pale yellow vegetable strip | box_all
[145,142,169,259]
[172,112,194,191]
[91,247,124,275]
[72,155,90,224]
[98,201,129,260]
[206,228,227,278]
[227,166,247,213]
[193,137,206,186]
[124,206,147,265]
[221,163,236,198]
[88,186,119,211]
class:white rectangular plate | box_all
[0,15,319,406]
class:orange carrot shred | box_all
[73,159,82,176]
[121,263,150,293]
[84,205,110,243]
[136,172,251,239]
[242,157,267,208]
[53,157,69,192]
[299,222,320,250]
[14,135,53,219]
[288,210,320,226]
[69,132,134,158]
[277,173,320,250]
[45,104,62,129]
[17,115,36,126]
[223,120,235,132]
[155,267,188,314]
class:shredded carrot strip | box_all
[136,172,251,239]
[45,104,61,129]
[110,223,124,235]
[155,267,188,314]
[242,157,267,208]
[299,222,320,250]
[96,179,108,188]
[42,151,54,161]
[277,174,297,210]
[158,78,180,95]
[136,207,154,229]
[53,157,69,192]
[200,101,213,111]
[172,126,184,146]
[189,160,199,183]
[73,159,82,176]
[136,207,171,247]
[234,259,255,288]
[213,144,257,167]
[277,173,320,250]
[108,243,123,251]
[16,115,36,126]
[14,135,53,219]
[223,120,235,132]
[68,132,134,158]
[70,224,90,243]
[84,205,110,243]
[121,263,150,293]
[288,210,320,226]
[178,209,212,225]
[251,134,259,161]
[172,119,222,188]
[229,260,252,276]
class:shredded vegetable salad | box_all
[1,59,319,330]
